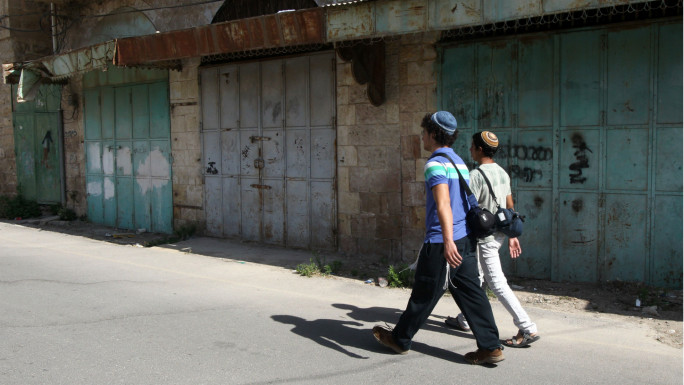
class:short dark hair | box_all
[421,113,457,147]
[472,132,498,158]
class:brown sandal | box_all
[504,331,540,348]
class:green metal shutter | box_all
[439,19,683,288]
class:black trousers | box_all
[392,236,501,351]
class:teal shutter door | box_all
[12,84,63,204]
[84,67,172,234]
[439,20,683,287]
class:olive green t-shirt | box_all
[470,163,511,243]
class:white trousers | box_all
[477,233,538,335]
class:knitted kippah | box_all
[430,111,458,135]
[480,131,499,148]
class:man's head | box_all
[421,111,458,150]
[470,131,499,161]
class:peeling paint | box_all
[87,181,102,196]
[87,143,101,172]
[103,147,115,175]
[104,178,115,200]
[136,149,171,195]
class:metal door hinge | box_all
[250,184,271,190]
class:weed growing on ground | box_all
[57,207,77,221]
[145,224,197,247]
[296,252,342,277]
[485,286,496,299]
[296,259,320,277]
[387,264,412,288]
[0,195,41,219]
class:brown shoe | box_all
[372,325,408,355]
[464,348,505,365]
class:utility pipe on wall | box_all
[50,2,57,53]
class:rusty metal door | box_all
[201,52,336,250]
[439,19,682,287]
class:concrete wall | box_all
[336,32,439,264]
[169,58,204,232]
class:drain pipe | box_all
[50,2,57,53]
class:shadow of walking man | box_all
[271,315,370,359]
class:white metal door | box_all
[201,52,336,250]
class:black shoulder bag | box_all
[475,166,525,238]
[429,153,496,239]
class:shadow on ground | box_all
[271,303,486,365]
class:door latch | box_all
[254,158,265,169]
[250,136,271,143]
[250,184,271,190]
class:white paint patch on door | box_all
[86,143,101,173]
[103,147,115,175]
[104,178,115,200]
[137,178,169,196]
[136,149,170,195]
[87,181,102,196]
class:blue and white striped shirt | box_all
[424,148,470,243]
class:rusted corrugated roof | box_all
[115,7,325,66]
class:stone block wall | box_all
[0,0,51,198]
[7,0,52,61]
[0,1,12,197]
[169,58,204,232]
[398,33,440,261]
[61,79,87,216]
[336,32,439,264]
[0,84,17,197]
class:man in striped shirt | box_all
[373,111,504,365]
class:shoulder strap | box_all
[428,152,479,208]
[475,166,501,209]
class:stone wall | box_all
[61,80,86,215]
[169,58,204,232]
[0,0,52,198]
[336,32,439,265]
[0,84,16,197]
[7,0,52,61]
[398,33,440,261]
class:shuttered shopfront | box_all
[439,19,682,287]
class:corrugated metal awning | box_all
[115,7,325,66]
[42,41,116,80]
[2,41,115,84]
[3,7,325,84]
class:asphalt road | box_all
[1,222,681,385]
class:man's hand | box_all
[509,237,522,259]
[432,183,461,267]
[444,240,462,267]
